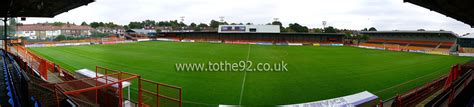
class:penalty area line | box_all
[238,44,251,105]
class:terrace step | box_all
[46,71,64,83]
[416,89,444,107]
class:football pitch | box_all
[28,41,472,106]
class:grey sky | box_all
[23,0,473,34]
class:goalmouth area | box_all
[26,41,472,106]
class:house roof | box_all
[17,24,94,31]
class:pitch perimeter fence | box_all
[8,45,183,107]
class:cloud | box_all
[22,0,473,34]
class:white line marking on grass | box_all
[373,67,447,94]
[238,44,251,105]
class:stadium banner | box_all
[25,44,46,48]
[218,105,239,107]
[249,42,258,45]
[331,44,344,46]
[137,38,152,42]
[387,48,401,51]
[25,41,128,48]
[279,91,378,107]
[375,47,385,50]
[102,41,117,44]
[237,41,251,44]
[181,40,195,42]
[459,53,474,57]
[313,43,321,46]
[115,40,136,44]
[408,50,426,53]
[46,44,55,47]
[208,40,222,43]
[224,41,234,44]
[156,38,174,41]
[256,42,273,45]
[224,41,249,44]
[55,43,66,47]
[276,43,289,46]
[320,44,332,46]
[358,46,376,49]
[288,43,303,46]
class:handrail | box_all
[427,69,473,106]
[140,78,181,89]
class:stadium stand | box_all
[0,50,44,107]
[359,31,458,54]
[159,32,345,45]
[457,34,474,56]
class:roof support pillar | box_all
[3,17,7,50]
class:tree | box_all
[246,23,253,25]
[178,22,187,28]
[210,20,221,29]
[128,22,143,29]
[142,20,156,26]
[417,29,426,31]
[197,23,209,28]
[313,28,323,33]
[360,34,370,40]
[155,29,162,33]
[8,18,18,33]
[288,23,309,32]
[81,22,88,26]
[157,21,170,27]
[189,23,197,28]
[90,22,100,28]
[52,22,65,26]
[54,35,67,41]
[324,26,337,33]
[98,22,105,27]
[368,27,377,31]
[123,25,130,30]
[104,22,119,28]
[189,23,198,31]
[168,20,181,29]
[362,28,368,31]
[271,21,287,32]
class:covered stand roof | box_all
[359,31,459,38]
[1,0,94,17]
[404,0,474,27]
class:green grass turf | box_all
[28,41,472,106]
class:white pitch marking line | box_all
[239,44,251,105]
